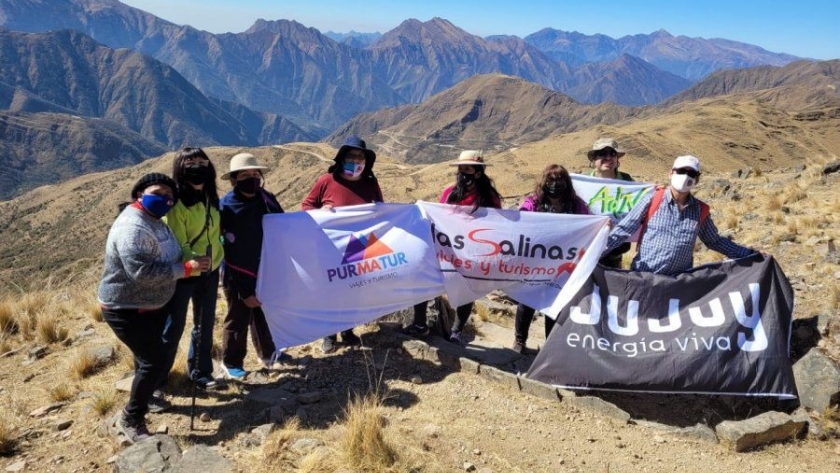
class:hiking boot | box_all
[321,337,337,354]
[512,338,527,354]
[115,410,151,444]
[341,330,361,346]
[448,330,463,344]
[147,390,171,414]
[402,324,430,337]
[220,363,247,381]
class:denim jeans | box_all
[103,307,168,423]
[161,269,220,383]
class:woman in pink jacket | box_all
[513,164,589,353]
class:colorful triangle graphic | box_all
[341,232,394,264]
[363,233,394,260]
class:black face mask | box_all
[544,181,565,198]
[183,165,210,185]
[235,177,261,195]
[457,172,476,188]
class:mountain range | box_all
[0,0,829,199]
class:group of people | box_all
[97,134,760,443]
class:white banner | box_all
[257,203,444,348]
[571,174,653,240]
[418,202,610,316]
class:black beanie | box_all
[130,172,179,201]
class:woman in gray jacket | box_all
[98,173,209,443]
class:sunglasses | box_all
[673,168,700,179]
[594,149,617,158]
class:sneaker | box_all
[402,324,430,337]
[260,351,292,370]
[341,330,361,346]
[192,373,221,390]
[449,330,462,344]
[220,363,247,381]
[321,337,336,354]
[512,338,527,354]
[115,410,151,444]
[147,390,171,414]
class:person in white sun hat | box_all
[602,155,760,276]
[404,150,503,343]
[218,152,289,381]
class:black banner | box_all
[527,254,797,398]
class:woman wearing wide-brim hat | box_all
[302,135,384,354]
[403,150,502,343]
[218,152,288,381]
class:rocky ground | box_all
[2,297,840,473]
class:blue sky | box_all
[123,0,838,60]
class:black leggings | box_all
[103,307,168,423]
[514,303,556,342]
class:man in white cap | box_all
[602,155,758,276]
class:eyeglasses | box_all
[594,149,617,159]
[673,168,700,179]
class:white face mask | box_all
[670,173,696,193]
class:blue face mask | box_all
[140,194,175,218]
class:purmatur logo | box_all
[341,232,392,264]
[327,231,409,282]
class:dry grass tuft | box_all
[830,284,840,312]
[0,300,18,335]
[36,314,69,344]
[785,186,808,204]
[167,353,192,392]
[724,213,739,230]
[47,382,75,402]
[786,218,799,235]
[69,349,100,380]
[90,387,117,417]
[822,406,840,439]
[0,335,12,356]
[86,299,103,323]
[261,418,304,469]
[767,194,783,211]
[0,413,16,455]
[340,394,397,471]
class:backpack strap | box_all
[637,185,666,247]
[698,202,710,227]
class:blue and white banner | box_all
[258,202,608,348]
[258,203,444,348]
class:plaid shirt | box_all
[603,188,754,276]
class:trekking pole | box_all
[190,246,212,430]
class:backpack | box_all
[637,186,709,247]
